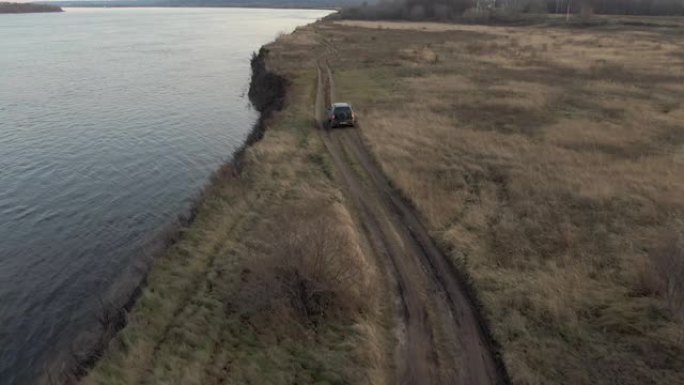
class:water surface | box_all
[0,8,329,384]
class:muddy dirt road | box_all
[314,55,508,385]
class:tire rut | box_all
[136,194,263,385]
[314,54,508,385]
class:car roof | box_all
[332,102,352,108]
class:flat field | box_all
[322,18,684,385]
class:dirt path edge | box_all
[315,55,511,385]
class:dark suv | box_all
[327,102,356,128]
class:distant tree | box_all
[561,0,595,20]
[579,0,594,17]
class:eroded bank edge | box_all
[44,47,288,385]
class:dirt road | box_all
[314,55,508,385]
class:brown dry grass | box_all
[318,19,684,385]
[80,28,393,385]
[236,200,375,327]
[79,18,684,385]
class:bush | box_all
[234,202,369,327]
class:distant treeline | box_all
[339,0,684,20]
[544,0,684,15]
[0,2,63,13]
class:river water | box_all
[0,8,329,384]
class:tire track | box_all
[135,193,264,385]
[315,54,508,385]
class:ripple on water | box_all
[0,7,331,385]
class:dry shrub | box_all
[235,200,371,327]
[632,255,663,297]
[398,46,439,64]
[419,47,439,63]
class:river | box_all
[0,7,330,384]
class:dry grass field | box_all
[80,17,684,385]
[319,18,684,385]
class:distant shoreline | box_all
[40,0,352,10]
[0,2,63,13]
[58,5,338,9]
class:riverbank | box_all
[1,9,333,384]
[79,16,683,385]
[43,49,294,384]
[76,32,394,385]
[0,2,62,13]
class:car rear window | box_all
[334,106,352,115]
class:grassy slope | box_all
[320,19,684,385]
[82,28,392,385]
